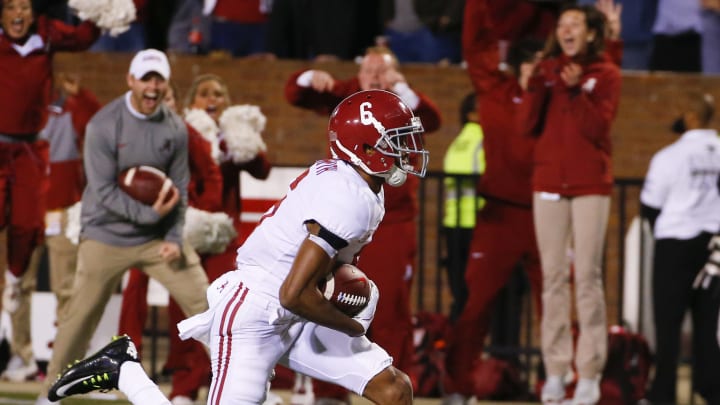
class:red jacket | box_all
[221,151,272,230]
[213,0,267,24]
[187,124,223,212]
[285,71,442,222]
[43,88,101,210]
[463,0,537,207]
[487,0,557,41]
[0,17,99,135]
[518,53,621,196]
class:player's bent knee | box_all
[362,366,413,405]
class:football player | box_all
[47,89,428,405]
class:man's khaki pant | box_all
[41,238,209,395]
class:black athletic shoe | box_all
[48,335,139,401]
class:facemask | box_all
[671,116,686,134]
[383,165,408,187]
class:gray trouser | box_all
[533,193,609,378]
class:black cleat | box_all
[48,335,139,401]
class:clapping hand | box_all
[595,0,622,40]
[560,63,583,87]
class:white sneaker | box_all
[541,375,567,404]
[171,396,195,405]
[2,355,39,382]
[2,271,20,314]
[572,377,600,405]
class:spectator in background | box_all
[617,0,655,70]
[442,92,485,323]
[36,49,209,405]
[1,73,101,384]
[486,0,559,43]
[518,4,622,405]
[267,0,380,61]
[701,0,720,74]
[641,91,720,405]
[202,0,271,57]
[89,0,146,52]
[0,0,99,325]
[31,0,72,22]
[183,73,272,276]
[285,45,441,403]
[379,0,464,64]
[441,0,548,402]
[167,0,209,55]
[649,0,702,72]
[578,0,656,70]
[118,80,224,405]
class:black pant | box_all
[648,232,720,405]
[649,30,702,73]
[444,226,473,322]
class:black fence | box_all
[416,172,646,392]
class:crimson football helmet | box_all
[328,90,428,180]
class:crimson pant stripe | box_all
[209,282,247,405]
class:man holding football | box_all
[35,49,209,405]
[46,89,425,405]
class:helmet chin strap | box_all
[378,165,407,187]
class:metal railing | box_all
[416,171,646,391]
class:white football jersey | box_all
[641,129,720,239]
[235,159,385,295]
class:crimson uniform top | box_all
[285,72,441,222]
[41,88,101,210]
[487,0,557,41]
[518,52,621,196]
[220,150,271,231]
[187,124,223,212]
[0,16,99,135]
[463,0,536,207]
[213,0,267,23]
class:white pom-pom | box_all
[219,105,267,165]
[183,207,237,254]
[184,108,222,164]
[69,0,136,37]
[64,202,82,245]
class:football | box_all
[118,166,173,205]
[318,263,371,317]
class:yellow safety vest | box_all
[443,122,486,228]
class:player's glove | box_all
[693,235,720,289]
[353,280,379,335]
